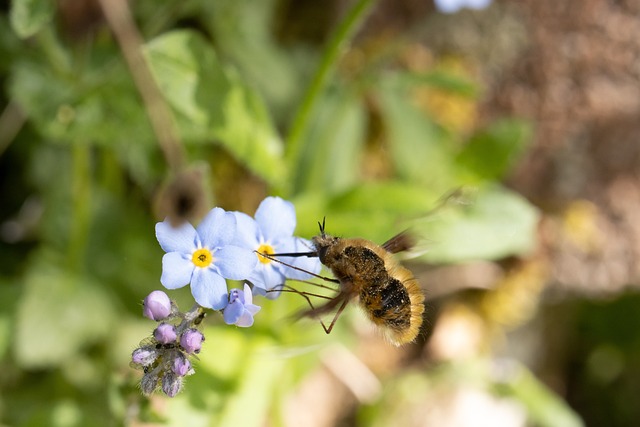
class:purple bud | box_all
[143,290,172,321]
[131,347,158,366]
[180,329,204,354]
[140,372,159,396]
[162,372,183,397]
[154,323,177,344]
[173,354,191,377]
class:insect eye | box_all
[318,245,329,262]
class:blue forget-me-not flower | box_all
[223,284,261,327]
[434,0,492,14]
[232,197,322,297]
[156,207,257,310]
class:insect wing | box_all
[381,231,415,254]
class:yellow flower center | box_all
[256,244,275,265]
[192,248,213,268]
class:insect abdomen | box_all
[361,277,412,329]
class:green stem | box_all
[68,143,91,271]
[283,0,376,193]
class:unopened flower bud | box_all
[154,323,177,344]
[162,372,183,397]
[143,290,172,321]
[131,347,158,367]
[173,355,191,377]
[140,372,159,396]
[180,328,204,354]
[172,354,191,377]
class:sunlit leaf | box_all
[456,118,533,182]
[415,185,539,263]
[496,362,585,427]
[407,70,479,97]
[144,30,286,187]
[376,76,457,191]
[294,181,442,242]
[202,0,301,120]
[294,86,366,193]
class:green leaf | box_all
[416,185,539,263]
[14,260,117,368]
[144,30,286,187]
[9,0,53,39]
[456,118,533,182]
[495,363,584,427]
[0,279,20,361]
[294,86,366,193]
[407,70,479,97]
[9,56,155,150]
[202,0,300,120]
[162,328,284,427]
[376,76,457,191]
[294,181,442,242]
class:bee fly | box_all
[264,219,425,346]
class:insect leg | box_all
[323,298,349,335]
[266,283,335,301]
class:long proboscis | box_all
[268,251,318,257]
[255,251,338,283]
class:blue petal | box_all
[255,197,296,240]
[245,303,261,316]
[242,283,254,305]
[251,286,268,297]
[263,287,282,300]
[250,263,286,291]
[232,211,261,249]
[434,0,463,13]
[288,255,323,281]
[467,0,491,9]
[161,252,194,289]
[228,288,243,305]
[156,220,197,253]
[235,309,255,327]
[278,237,322,280]
[223,300,243,325]
[215,246,258,280]
[197,207,237,247]
[191,269,228,310]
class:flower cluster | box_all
[155,197,320,314]
[132,197,322,396]
[131,291,204,397]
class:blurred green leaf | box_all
[495,363,584,427]
[162,327,284,427]
[0,280,20,361]
[294,86,366,193]
[144,30,286,187]
[294,181,441,242]
[10,55,154,150]
[456,118,533,182]
[14,258,117,368]
[407,69,479,97]
[202,0,301,121]
[9,0,53,39]
[377,76,457,191]
[416,185,539,263]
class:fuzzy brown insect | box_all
[268,220,425,346]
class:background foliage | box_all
[1,0,635,426]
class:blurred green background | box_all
[1,0,638,426]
